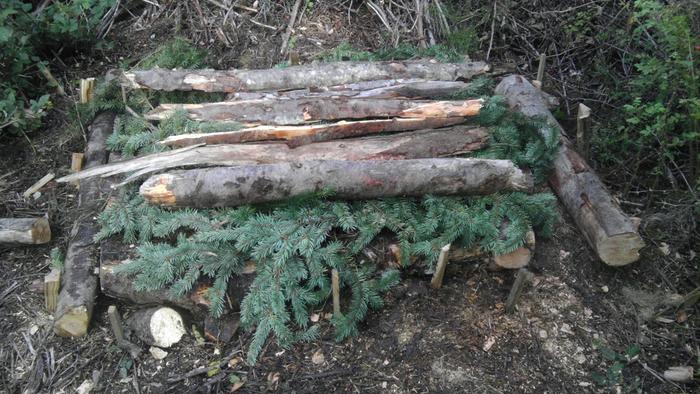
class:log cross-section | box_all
[139,158,533,208]
[122,61,490,92]
[495,75,644,266]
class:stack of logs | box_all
[48,61,643,342]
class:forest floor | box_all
[0,2,697,393]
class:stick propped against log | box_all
[495,75,644,266]
[57,126,491,184]
[122,61,490,92]
[140,158,533,208]
[146,98,483,125]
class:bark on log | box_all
[126,307,185,348]
[146,98,483,125]
[140,158,533,208]
[53,112,114,337]
[226,80,472,101]
[160,117,468,148]
[495,75,644,266]
[122,61,490,92]
[58,126,490,184]
[0,217,51,245]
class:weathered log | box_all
[0,217,51,245]
[122,61,490,92]
[146,98,483,125]
[160,117,468,148]
[140,158,533,208]
[126,307,185,348]
[227,80,472,101]
[495,75,644,266]
[58,126,490,184]
[53,112,114,337]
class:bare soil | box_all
[1,2,697,393]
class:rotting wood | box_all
[430,244,451,289]
[505,268,534,314]
[139,158,533,208]
[145,98,483,125]
[226,80,472,101]
[121,61,490,93]
[0,217,51,245]
[495,75,644,266]
[58,126,491,184]
[44,268,60,312]
[160,117,469,148]
[23,173,55,198]
[53,112,114,337]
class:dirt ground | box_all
[1,1,698,393]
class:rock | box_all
[149,346,168,360]
[76,379,94,394]
[663,366,693,383]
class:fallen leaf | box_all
[311,350,325,365]
[483,336,496,352]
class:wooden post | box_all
[39,65,66,96]
[534,53,546,89]
[44,268,61,312]
[505,268,534,314]
[107,305,125,342]
[80,78,96,104]
[430,244,451,289]
[71,153,84,188]
[331,269,340,316]
[576,103,592,160]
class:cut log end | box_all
[128,307,186,348]
[0,217,51,245]
[140,175,177,205]
[54,306,89,337]
[597,233,645,266]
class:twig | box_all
[167,350,242,383]
[486,0,497,61]
[280,0,303,55]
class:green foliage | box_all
[138,37,209,70]
[591,342,642,392]
[49,247,64,270]
[445,28,479,55]
[594,0,699,188]
[0,0,114,137]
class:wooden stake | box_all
[107,305,125,342]
[576,103,592,160]
[23,173,55,198]
[71,153,84,188]
[430,244,451,289]
[80,78,96,104]
[39,65,66,96]
[505,268,534,314]
[44,268,61,312]
[280,0,303,55]
[534,53,546,88]
[331,269,340,316]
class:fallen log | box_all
[227,80,472,101]
[126,307,185,348]
[160,117,468,148]
[53,112,114,337]
[495,75,644,266]
[122,61,490,92]
[140,158,533,208]
[146,98,483,125]
[58,126,490,184]
[0,217,51,245]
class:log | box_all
[495,75,644,266]
[126,307,185,348]
[53,112,114,337]
[122,61,490,92]
[160,117,468,148]
[140,158,533,208]
[226,80,472,101]
[0,217,51,245]
[146,98,483,125]
[58,126,491,184]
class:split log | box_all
[58,126,491,184]
[160,117,468,148]
[122,61,490,92]
[140,158,533,208]
[0,217,51,245]
[495,75,644,266]
[53,112,114,337]
[227,80,472,101]
[126,307,185,348]
[146,98,483,125]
